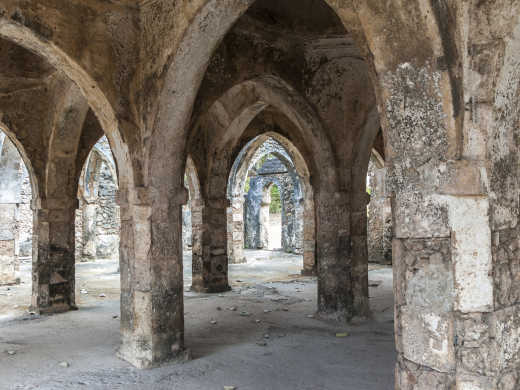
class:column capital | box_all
[206,197,231,209]
[39,197,79,211]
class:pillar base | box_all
[117,347,191,369]
[34,303,78,315]
[228,256,246,264]
[190,284,231,294]
[118,331,188,369]
[301,268,316,276]
[0,278,20,286]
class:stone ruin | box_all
[243,140,304,254]
[1,1,520,387]
[0,133,31,285]
[0,133,119,286]
[75,136,120,262]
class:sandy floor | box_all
[0,250,395,390]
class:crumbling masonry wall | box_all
[243,156,303,253]
[367,156,392,264]
[76,137,119,262]
[0,133,32,285]
[226,137,306,265]
[1,0,520,383]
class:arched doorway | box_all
[0,127,37,319]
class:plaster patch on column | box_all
[401,308,455,372]
[423,312,451,361]
[444,196,493,313]
[457,379,493,390]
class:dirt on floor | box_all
[0,250,395,390]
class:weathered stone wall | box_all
[367,157,391,264]
[0,134,32,285]
[228,138,304,259]
[182,203,192,251]
[95,161,119,258]
[17,164,32,258]
[243,156,303,253]
[0,134,118,268]
[76,136,119,261]
[1,0,520,379]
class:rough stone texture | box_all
[76,136,119,262]
[243,154,303,254]
[227,137,307,267]
[182,203,192,251]
[0,0,518,383]
[0,133,31,285]
[367,156,392,265]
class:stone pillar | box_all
[393,181,497,388]
[258,189,271,249]
[81,200,97,260]
[368,167,392,264]
[118,187,186,368]
[350,188,370,317]
[0,204,18,285]
[182,203,192,250]
[379,58,505,387]
[32,197,78,313]
[292,197,304,254]
[301,196,316,276]
[190,198,205,290]
[191,197,230,293]
[227,196,245,264]
[316,191,365,319]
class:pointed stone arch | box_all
[148,0,465,375]
[0,124,38,290]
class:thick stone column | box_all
[81,200,97,260]
[191,197,230,293]
[32,197,78,313]
[227,196,245,264]
[118,187,186,368]
[350,189,370,317]
[292,198,304,255]
[258,190,271,249]
[393,167,496,388]
[190,198,205,289]
[301,196,316,276]
[315,191,367,319]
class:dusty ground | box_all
[0,250,394,390]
